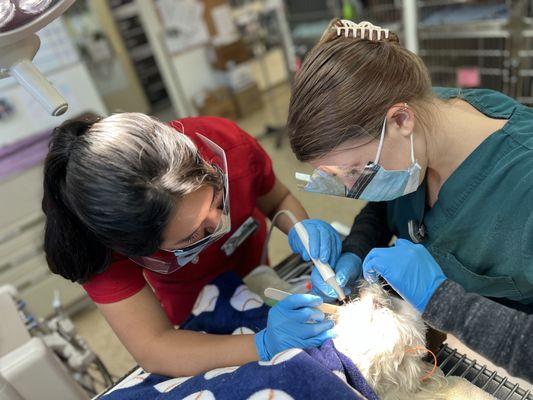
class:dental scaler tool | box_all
[284,210,348,305]
[264,288,339,315]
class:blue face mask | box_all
[296,117,421,202]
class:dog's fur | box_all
[333,282,448,400]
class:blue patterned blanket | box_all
[101,272,378,400]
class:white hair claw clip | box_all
[335,20,390,41]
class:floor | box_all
[72,84,532,393]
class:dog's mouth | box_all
[371,295,389,309]
[347,281,394,312]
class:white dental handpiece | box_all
[292,221,347,304]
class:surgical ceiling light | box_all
[18,0,53,14]
[0,1,16,27]
[0,0,75,116]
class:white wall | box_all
[170,46,219,111]
[169,45,288,114]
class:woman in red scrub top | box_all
[42,113,338,377]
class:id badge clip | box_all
[221,216,259,256]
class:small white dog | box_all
[333,282,447,400]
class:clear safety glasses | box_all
[296,164,378,198]
[130,134,231,274]
[295,117,419,201]
[295,120,389,199]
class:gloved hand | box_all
[254,293,335,361]
[362,239,447,312]
[288,219,341,266]
[311,252,362,302]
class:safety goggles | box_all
[296,164,375,198]
[130,134,231,274]
[295,116,420,201]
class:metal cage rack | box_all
[281,0,533,106]
[417,0,511,100]
[362,0,533,106]
[437,345,532,400]
[418,31,509,93]
[517,29,533,104]
[364,0,403,29]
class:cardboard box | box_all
[233,83,264,117]
[194,87,238,121]
[209,40,252,70]
[202,0,239,45]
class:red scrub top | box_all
[82,117,276,324]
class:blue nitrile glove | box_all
[362,239,447,312]
[288,219,342,267]
[311,252,362,302]
[254,293,336,361]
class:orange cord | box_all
[405,346,438,381]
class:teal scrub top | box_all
[387,87,533,305]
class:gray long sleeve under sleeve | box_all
[342,201,393,259]
[422,279,533,382]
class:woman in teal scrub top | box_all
[285,19,533,313]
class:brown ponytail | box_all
[287,19,433,162]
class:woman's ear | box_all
[386,103,415,138]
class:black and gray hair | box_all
[42,113,221,283]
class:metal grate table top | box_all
[437,345,532,400]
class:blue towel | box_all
[101,272,378,400]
